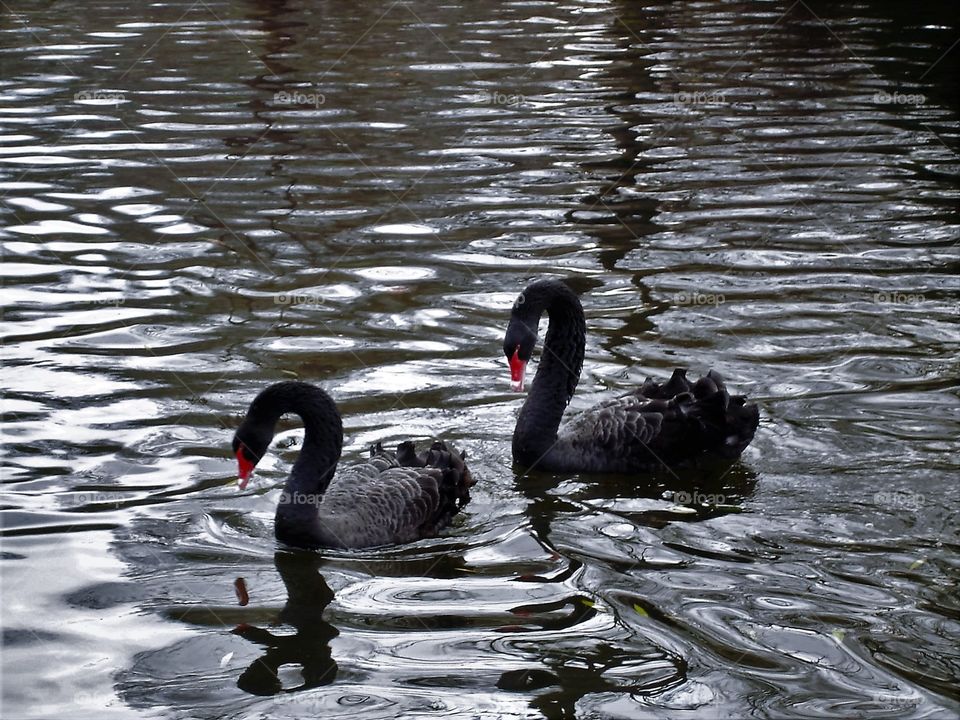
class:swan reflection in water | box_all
[224,456,756,713]
[231,551,338,694]
[499,461,759,717]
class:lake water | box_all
[1,0,958,718]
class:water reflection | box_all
[232,551,339,695]
[495,578,687,719]
[2,0,958,717]
[501,460,756,717]
[515,460,760,553]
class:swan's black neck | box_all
[238,382,343,537]
[511,280,585,467]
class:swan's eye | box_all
[238,442,261,465]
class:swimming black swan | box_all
[503,279,759,473]
[232,381,473,549]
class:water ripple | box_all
[2,0,958,718]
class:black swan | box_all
[503,278,759,473]
[232,381,473,549]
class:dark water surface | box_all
[2,0,958,718]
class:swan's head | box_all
[232,423,271,490]
[503,316,538,392]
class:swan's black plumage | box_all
[504,279,759,473]
[232,381,472,549]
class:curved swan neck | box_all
[512,281,586,465]
[245,382,343,497]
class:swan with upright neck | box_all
[503,279,759,473]
[232,381,472,549]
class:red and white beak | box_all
[236,448,255,490]
[509,347,527,392]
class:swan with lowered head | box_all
[503,279,759,474]
[233,381,472,549]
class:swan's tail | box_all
[644,368,760,460]
[371,440,474,535]
[693,369,759,458]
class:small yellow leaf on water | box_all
[831,629,845,642]
[910,559,925,570]
[580,599,595,608]
[633,604,648,617]
[281,369,299,378]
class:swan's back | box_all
[548,369,759,474]
[306,441,473,549]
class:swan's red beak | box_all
[236,448,255,490]
[509,347,527,392]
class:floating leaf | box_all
[831,629,845,642]
[909,559,925,570]
[633,604,648,617]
